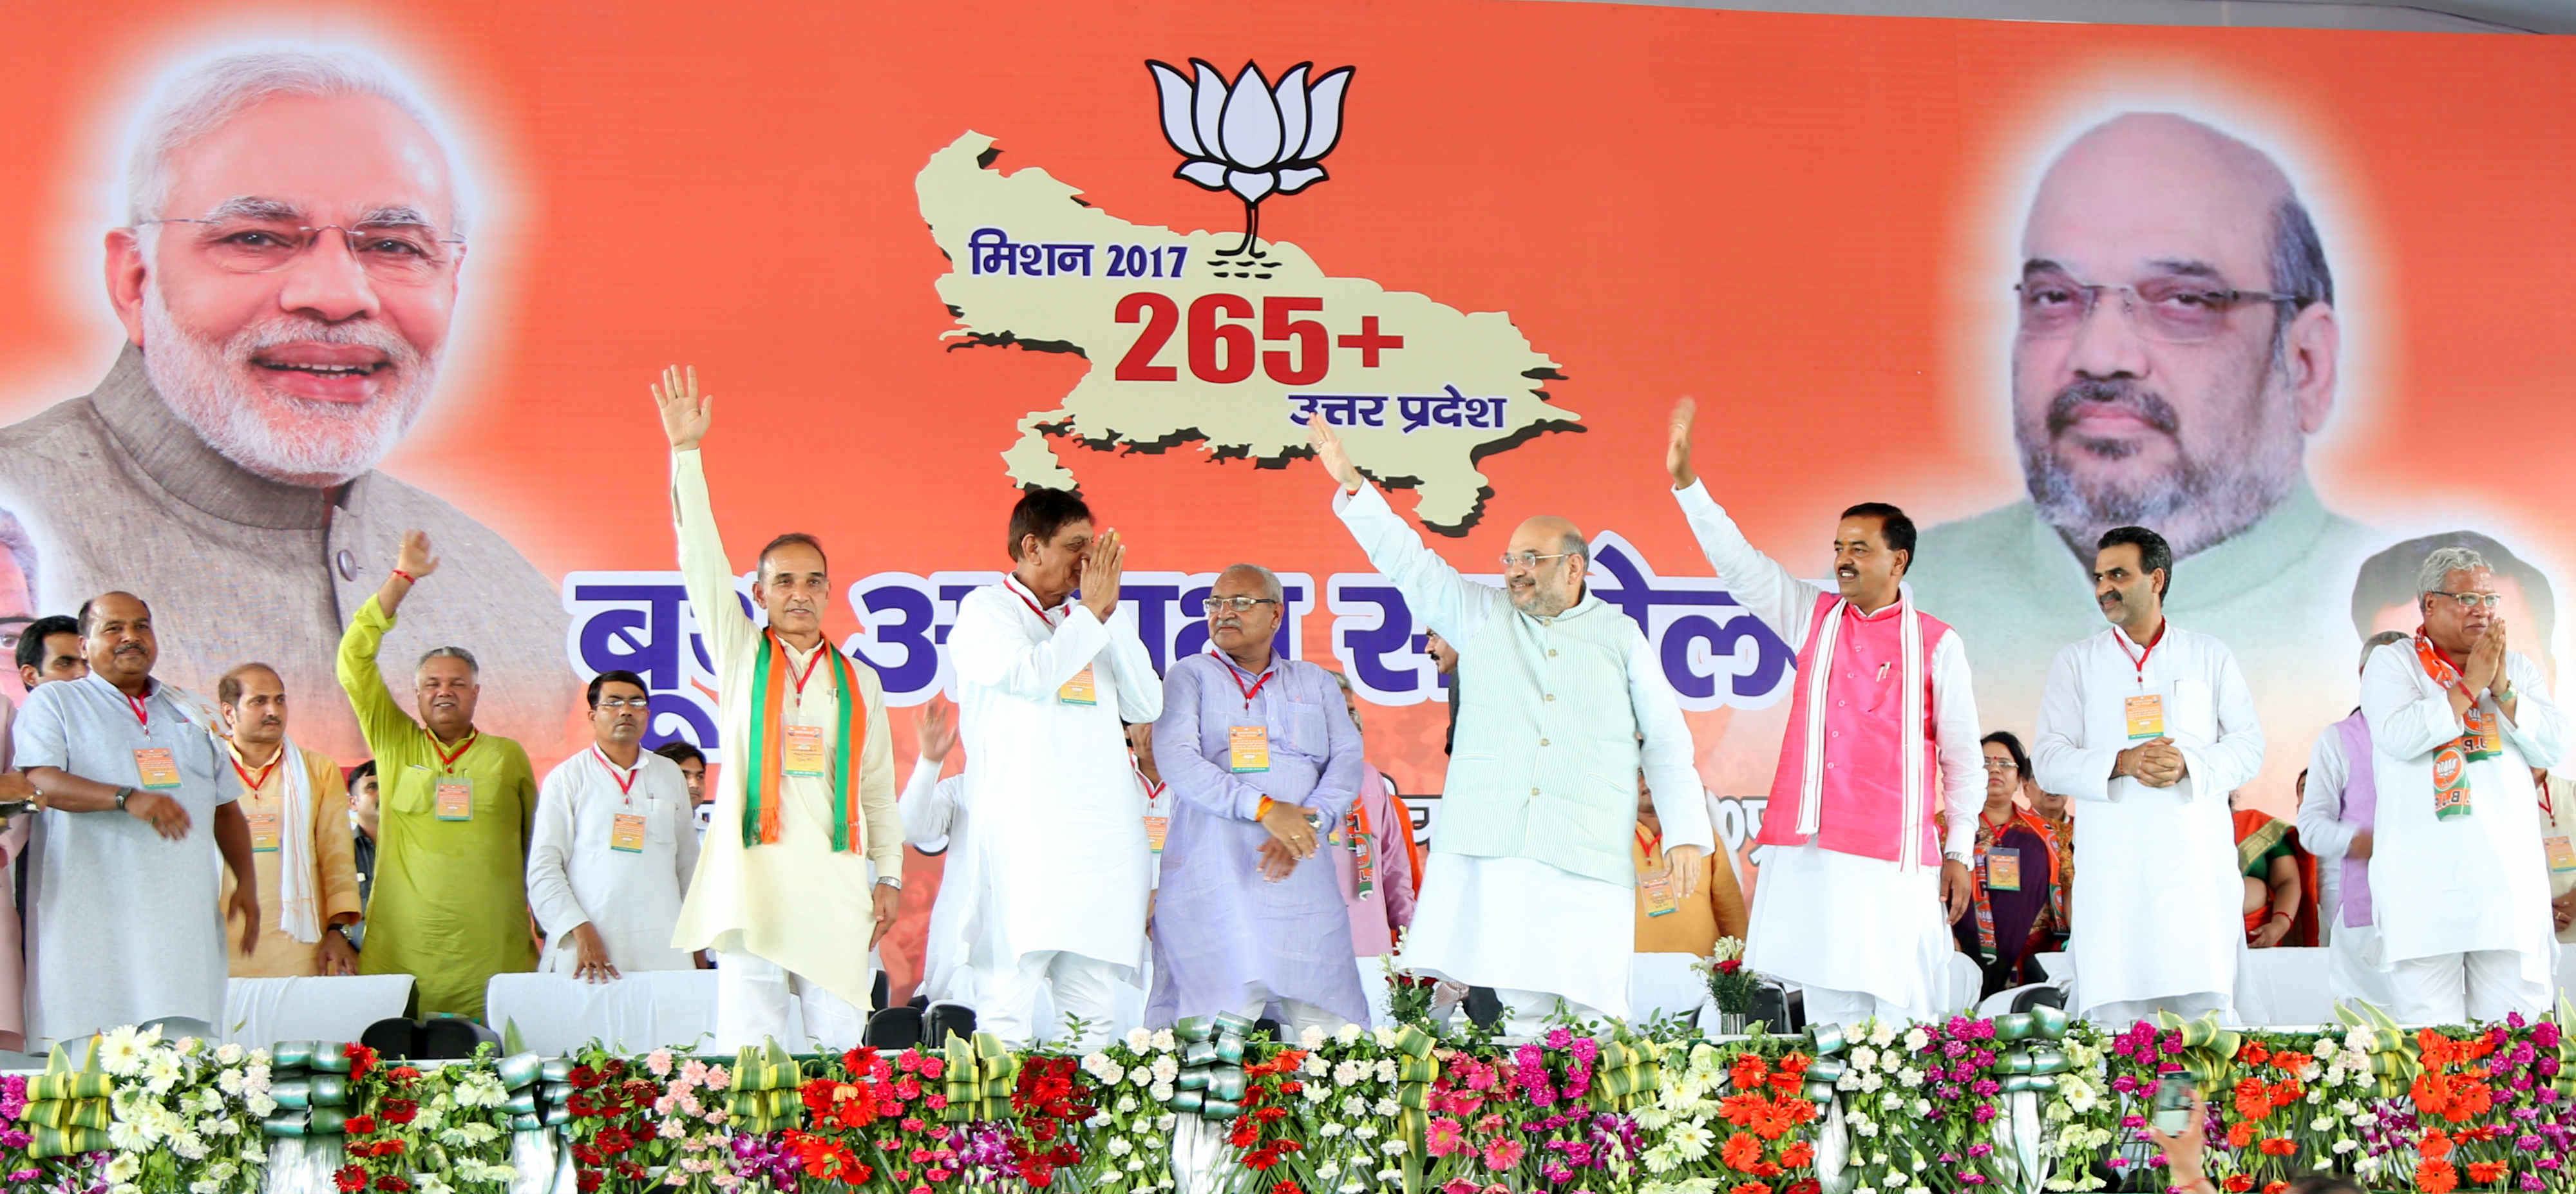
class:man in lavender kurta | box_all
[1149,564,1369,1032]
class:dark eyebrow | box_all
[2143,258,2227,282]
[2021,258,2067,280]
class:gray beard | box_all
[140,285,438,487]
[2016,377,2303,562]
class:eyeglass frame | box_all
[1978,758,2023,773]
[1499,551,1577,573]
[2427,590,2505,611]
[138,217,468,278]
[1201,596,1283,614]
[593,696,653,710]
[2010,276,2304,344]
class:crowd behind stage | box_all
[0,370,2557,1061]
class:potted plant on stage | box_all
[1696,937,1762,1036]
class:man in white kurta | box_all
[2033,527,2264,1026]
[527,670,701,980]
[656,368,902,1048]
[1663,400,1982,1028]
[1307,419,1711,1034]
[2360,546,2564,1023]
[2295,631,2410,1010]
[948,487,1160,1050]
[899,697,983,1010]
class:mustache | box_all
[2047,379,2180,437]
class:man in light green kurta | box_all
[337,529,539,1020]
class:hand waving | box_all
[652,365,713,451]
[394,529,440,583]
[1667,397,1700,489]
[1305,414,1361,491]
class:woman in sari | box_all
[1955,732,2062,997]
[2235,777,2319,948]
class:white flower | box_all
[1333,1059,1366,1086]
[1147,59,1353,210]
[1302,1054,1328,1077]
[1117,1094,1139,1113]
[1850,1046,1880,1071]
[1380,1139,1407,1155]
[214,1043,245,1065]
[1150,1028,1177,1052]
[1108,1137,1133,1157]
[1301,1082,1329,1104]
[1341,1094,1367,1116]
[98,1025,149,1077]
[216,1068,244,1097]
[1902,1028,1930,1051]
[2333,1139,2359,1155]
[1372,1097,1399,1117]
[176,1035,202,1056]
[104,1155,141,1183]
[1083,1052,1115,1079]
[1151,1056,1180,1084]
[1869,1021,1898,1047]
[1669,1122,1714,1160]
[1856,1119,1880,1138]
[1373,1026,1401,1047]
[1336,1023,1363,1045]
[1126,1027,1153,1050]
[1150,1080,1175,1102]
[1374,1059,1396,1083]
[1320,1121,1345,1137]
[1882,1175,1907,1189]
[1915,1098,1933,1117]
[1353,1123,1378,1141]
[1897,1067,1924,1088]
[1300,1025,1328,1049]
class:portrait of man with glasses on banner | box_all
[0,44,572,763]
[1907,109,2375,779]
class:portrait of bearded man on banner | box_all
[0,43,572,762]
[1908,109,2377,792]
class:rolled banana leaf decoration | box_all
[1587,1039,1663,1112]
[1995,1009,2073,1094]
[1162,1012,1253,1120]
[940,1032,1022,1123]
[728,1038,807,1133]
[24,1039,111,1158]
[2333,1001,2423,1100]
[1803,1022,1851,1103]
[1387,1023,1442,1146]
[2152,1010,2244,1093]
[261,1047,321,1139]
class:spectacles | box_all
[596,696,652,710]
[142,217,466,284]
[1499,551,1575,571]
[1980,759,2020,773]
[2014,272,2300,344]
[0,616,29,655]
[1202,596,1282,614]
[2431,591,2505,611]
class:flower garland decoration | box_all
[331,1044,516,1194]
[1226,1043,1309,1194]
[1707,1044,1819,1194]
[638,1049,742,1193]
[562,1052,660,1193]
[1009,1054,1097,1188]
[92,1029,272,1194]
[1696,938,1762,1024]
[1080,1028,1180,1193]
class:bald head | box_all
[2025,115,2301,305]
[78,591,157,691]
[1503,516,1588,617]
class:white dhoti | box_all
[1397,855,1629,1023]
[1746,842,1952,1028]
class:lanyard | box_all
[432,732,478,774]
[1135,766,1166,804]
[787,643,828,698]
[2115,622,2166,687]
[231,752,280,793]
[591,746,640,799]
[125,692,150,730]
[1012,580,1068,629]
[1214,650,1276,708]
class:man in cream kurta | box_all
[1307,419,1710,1033]
[656,368,902,1050]
[948,486,1160,1050]
[217,663,363,978]
[527,670,700,980]
[1663,400,1983,1028]
[2033,527,2264,1026]
[2360,545,2564,1023]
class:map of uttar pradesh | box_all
[916,131,1575,532]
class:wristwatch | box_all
[876,876,903,890]
[1944,849,1970,864]
[113,785,133,811]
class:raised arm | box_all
[1665,397,1826,642]
[1309,419,1506,645]
[336,589,422,758]
[656,366,759,673]
[900,698,960,849]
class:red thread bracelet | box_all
[392,569,415,583]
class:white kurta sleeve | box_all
[2363,641,2463,763]
[672,785,701,899]
[1097,606,1165,725]
[2297,732,2358,858]
[858,667,903,881]
[949,593,1113,701]
[2499,652,2566,770]
[1629,634,1714,854]
[670,449,757,675]
[526,768,588,938]
[1668,479,1826,646]
[2032,643,2119,803]
[2176,643,2264,804]
[1931,632,1984,860]
[1331,483,1508,646]
[900,757,955,849]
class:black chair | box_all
[1462,987,1504,1030]
[359,1015,501,1061]
[1748,983,1804,1034]
[923,1003,976,1048]
[2010,984,2068,1013]
[864,1005,925,1050]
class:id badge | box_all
[2124,694,2166,741]
[1142,815,1169,854]
[611,813,647,854]
[1639,866,1678,917]
[1228,725,1270,773]
[247,811,281,853]
[2548,835,2576,873]
[435,777,474,822]
[1987,847,2022,891]
[782,725,829,779]
[2432,744,2473,820]
[1057,665,1097,706]
[134,747,182,790]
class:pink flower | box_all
[1483,1138,1526,1171]
[704,1065,733,1091]
[921,1057,946,1079]
[647,1049,676,1077]
[1443,1182,1479,1194]
[1426,1117,1466,1157]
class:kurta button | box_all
[336,549,358,581]
[1540,739,1550,746]
[1548,649,1557,657]
[1530,787,1540,795]
[1544,694,1555,702]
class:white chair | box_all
[484,971,724,1054]
[222,975,415,1048]
[1629,953,1710,1027]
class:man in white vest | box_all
[2360,545,2564,1023]
[2032,526,2264,1025]
[1663,399,1983,1028]
[2295,630,2409,1010]
[1305,417,1711,1035]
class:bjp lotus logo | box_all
[1147,59,1355,267]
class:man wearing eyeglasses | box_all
[1307,417,1711,1036]
[1666,399,1983,1030]
[526,670,699,983]
[1905,112,2368,803]
[0,46,571,771]
[2359,546,2566,1023]
[1147,565,1367,1032]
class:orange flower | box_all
[1750,1103,1795,1141]
[2273,1052,2313,1077]
[2227,1121,2259,1150]
[1720,1132,1765,1173]
[1731,1054,1769,1092]
[2259,1138,2298,1157]
[1729,1184,1770,1194]
[2265,1183,2289,1194]
[1767,1068,1803,1096]
[1781,1141,1815,1168]
[2467,1162,2508,1185]
[1718,1093,1766,1126]
[2417,1159,2459,1194]
[2267,1080,2303,1109]
[1778,1052,1813,1076]
[2234,1077,2272,1121]
[2241,1041,2272,1066]
[2421,1131,2455,1162]
[2224,1177,2251,1192]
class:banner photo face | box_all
[1,1,2570,987]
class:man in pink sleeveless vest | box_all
[2295,631,2407,1011]
[1664,400,1984,1029]
[2033,527,2265,1027]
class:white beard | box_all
[138,283,439,487]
